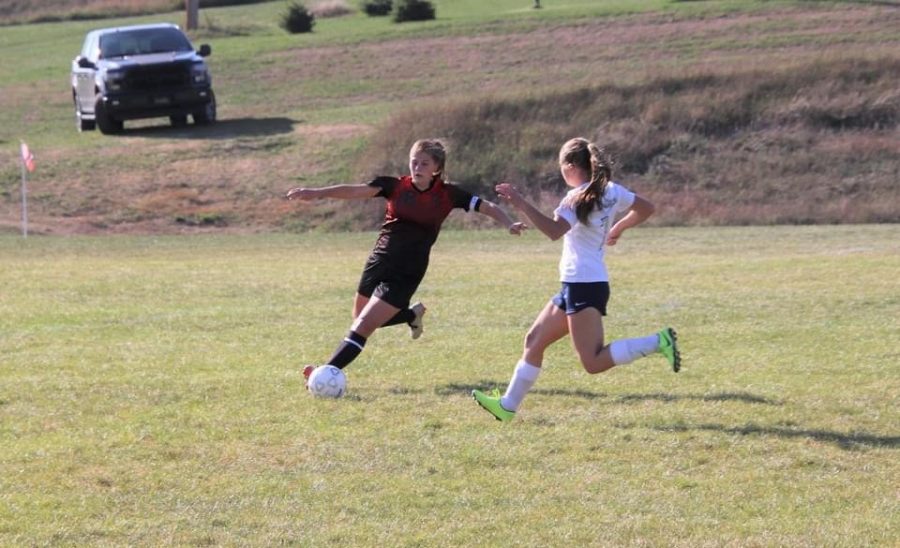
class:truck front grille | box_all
[123,61,191,91]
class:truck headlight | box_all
[105,70,125,91]
[191,63,210,84]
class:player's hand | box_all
[285,187,314,200]
[606,227,622,246]
[495,182,524,208]
[508,222,528,236]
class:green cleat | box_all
[472,389,516,422]
[658,327,681,372]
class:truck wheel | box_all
[95,99,123,134]
[193,91,216,125]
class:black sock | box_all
[327,330,367,369]
[382,307,414,327]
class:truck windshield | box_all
[99,28,194,59]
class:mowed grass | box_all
[1,225,898,545]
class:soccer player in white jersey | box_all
[473,137,680,421]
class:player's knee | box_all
[579,353,597,374]
[581,354,613,375]
[523,328,544,351]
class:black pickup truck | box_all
[71,23,216,134]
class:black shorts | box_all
[357,252,427,309]
[552,282,610,316]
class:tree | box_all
[185,0,199,30]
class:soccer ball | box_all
[307,365,346,398]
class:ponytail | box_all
[559,138,612,224]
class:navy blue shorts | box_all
[552,282,610,316]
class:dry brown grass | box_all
[0,0,174,24]
[0,120,374,235]
[349,12,900,228]
[363,56,900,226]
[0,0,266,24]
[309,0,354,18]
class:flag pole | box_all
[20,144,28,238]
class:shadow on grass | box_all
[439,384,779,406]
[116,117,297,139]
[616,392,781,405]
[444,382,895,450]
[645,422,900,450]
[436,381,506,397]
[442,381,609,400]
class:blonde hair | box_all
[410,138,447,180]
[559,137,612,224]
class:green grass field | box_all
[1,225,898,545]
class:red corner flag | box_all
[20,142,35,172]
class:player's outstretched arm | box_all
[495,182,569,241]
[286,184,380,201]
[477,200,527,235]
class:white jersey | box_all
[553,181,635,282]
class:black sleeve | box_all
[447,183,480,212]
[367,176,399,198]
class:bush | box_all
[393,0,434,22]
[361,0,392,16]
[280,2,315,33]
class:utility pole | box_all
[185,0,199,30]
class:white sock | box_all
[609,334,660,365]
[500,360,541,412]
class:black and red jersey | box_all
[367,175,481,258]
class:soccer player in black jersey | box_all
[286,139,526,383]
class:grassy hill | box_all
[0,0,898,234]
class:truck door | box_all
[73,34,98,114]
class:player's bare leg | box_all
[567,307,614,374]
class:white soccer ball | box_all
[308,365,346,398]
